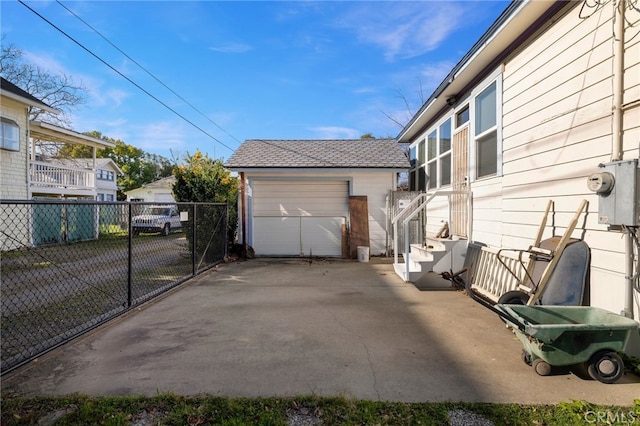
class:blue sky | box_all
[2,1,509,161]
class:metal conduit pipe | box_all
[612,0,624,163]
[612,0,636,319]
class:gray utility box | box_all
[588,159,640,226]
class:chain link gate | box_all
[0,200,228,374]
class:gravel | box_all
[448,409,495,426]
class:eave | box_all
[1,90,59,115]
[29,121,115,149]
[397,0,570,143]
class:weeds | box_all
[1,395,639,426]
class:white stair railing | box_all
[392,190,473,281]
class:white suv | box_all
[132,205,182,236]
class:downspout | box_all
[612,0,634,319]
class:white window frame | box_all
[469,68,502,181]
[1,117,20,152]
[97,169,115,181]
[422,116,453,190]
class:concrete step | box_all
[393,262,429,282]
[395,250,434,282]
[403,249,433,266]
[394,238,469,282]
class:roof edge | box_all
[397,0,568,142]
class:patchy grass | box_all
[1,395,638,425]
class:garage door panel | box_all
[254,201,347,217]
[253,181,348,217]
[301,217,345,257]
[253,217,301,255]
[252,180,348,257]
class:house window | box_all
[456,106,469,128]
[97,193,105,201]
[474,81,498,178]
[427,131,437,189]
[1,118,20,151]
[409,146,417,191]
[410,141,427,191]
[417,139,426,191]
[106,194,114,202]
[97,170,115,181]
[440,120,452,186]
[426,119,452,189]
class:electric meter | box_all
[587,172,614,194]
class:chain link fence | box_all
[0,200,228,374]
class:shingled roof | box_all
[225,139,409,169]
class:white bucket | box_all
[357,246,370,262]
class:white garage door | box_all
[252,181,348,256]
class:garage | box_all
[252,180,349,256]
[225,139,409,257]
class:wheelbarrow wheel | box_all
[532,358,552,376]
[587,351,624,384]
[570,363,593,380]
[521,350,532,366]
[497,290,529,305]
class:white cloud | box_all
[310,126,361,139]
[22,51,68,76]
[209,43,252,53]
[105,118,128,128]
[419,60,457,92]
[104,88,130,108]
[353,87,377,95]
[335,2,464,61]
[135,121,186,151]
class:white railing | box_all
[29,161,95,191]
[392,190,472,280]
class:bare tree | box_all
[380,77,428,131]
[1,37,87,127]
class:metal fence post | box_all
[224,203,229,259]
[192,203,197,276]
[127,202,132,308]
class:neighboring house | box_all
[1,78,57,200]
[397,1,639,320]
[28,121,115,199]
[38,157,122,201]
[1,78,116,249]
[1,77,116,200]
[225,139,409,257]
[125,175,176,203]
[95,158,122,201]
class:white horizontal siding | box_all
[499,2,639,319]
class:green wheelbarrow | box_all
[496,304,638,383]
[463,278,639,384]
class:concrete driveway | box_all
[2,258,638,404]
